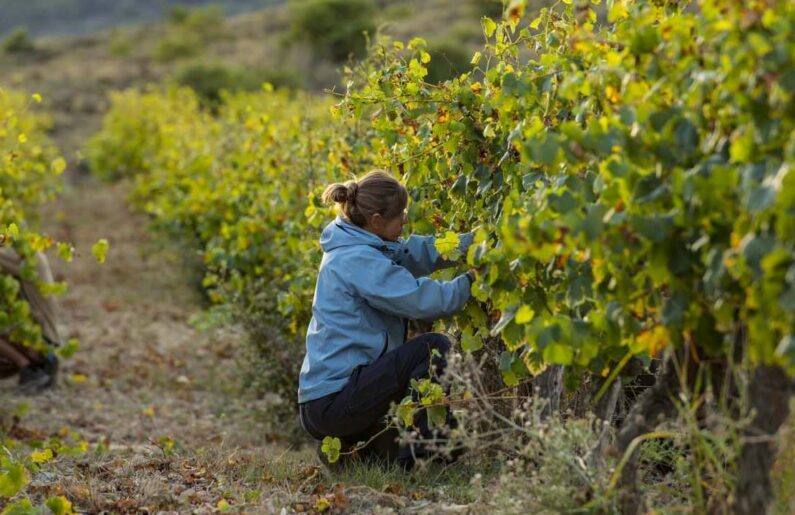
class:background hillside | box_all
[0,0,282,38]
[0,0,494,162]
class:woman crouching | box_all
[297,170,474,469]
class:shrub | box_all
[175,62,236,106]
[153,4,228,63]
[153,30,203,62]
[108,30,132,58]
[424,39,473,84]
[288,0,376,62]
[469,0,504,18]
[173,4,226,41]
[175,62,302,107]
[167,6,191,24]
[2,27,35,54]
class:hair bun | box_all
[329,185,348,203]
[347,182,359,203]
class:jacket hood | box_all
[320,216,394,252]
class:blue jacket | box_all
[298,216,473,403]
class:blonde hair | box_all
[322,169,408,228]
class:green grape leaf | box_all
[91,239,110,264]
[56,242,74,262]
[435,231,461,260]
[57,338,80,359]
[460,328,484,352]
[396,397,416,427]
[1,499,36,515]
[515,305,535,324]
[0,462,30,498]
[320,436,342,464]
[427,405,448,427]
[483,17,497,38]
[542,344,574,366]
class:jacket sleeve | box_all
[396,232,474,277]
[355,252,472,320]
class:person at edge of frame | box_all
[0,245,62,395]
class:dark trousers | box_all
[299,332,452,461]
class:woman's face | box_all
[370,210,408,242]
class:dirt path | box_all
[0,178,319,512]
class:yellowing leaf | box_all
[57,242,74,262]
[608,1,628,22]
[321,436,342,463]
[7,223,19,240]
[314,496,331,512]
[0,463,29,498]
[45,496,76,515]
[407,37,426,50]
[635,325,668,356]
[30,448,54,464]
[515,305,535,324]
[17,133,27,144]
[70,373,87,383]
[483,17,497,38]
[396,398,416,427]
[605,85,621,103]
[434,231,460,260]
[32,93,43,103]
[51,157,67,175]
[506,0,526,22]
[91,238,109,263]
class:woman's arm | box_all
[355,251,471,321]
[394,232,474,277]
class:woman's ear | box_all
[369,213,384,231]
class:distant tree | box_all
[288,0,376,63]
[1,26,35,53]
[167,6,191,24]
[425,39,473,84]
[470,0,504,18]
[175,62,302,107]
